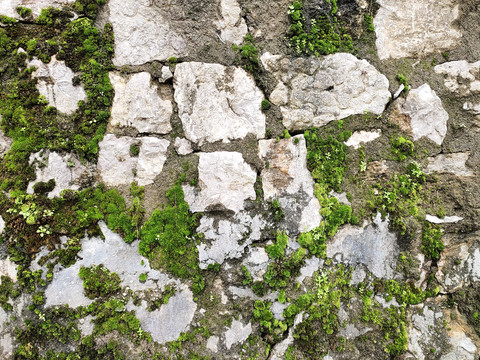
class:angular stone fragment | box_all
[27,56,86,114]
[400,84,449,145]
[434,61,480,95]
[0,129,12,158]
[344,130,381,149]
[426,214,463,224]
[174,62,266,145]
[224,319,252,350]
[109,72,172,134]
[261,53,390,130]
[97,134,170,186]
[27,151,92,198]
[425,152,473,176]
[0,257,17,282]
[215,0,248,45]
[259,135,321,233]
[174,137,193,155]
[182,152,256,213]
[374,0,461,59]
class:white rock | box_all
[327,213,399,279]
[408,306,445,360]
[0,0,74,18]
[426,215,463,224]
[425,153,473,176]
[374,0,461,60]
[27,151,92,198]
[215,0,248,45]
[26,56,86,114]
[440,331,477,360]
[173,62,266,145]
[435,61,480,95]
[344,130,382,149]
[224,319,252,350]
[0,215,4,235]
[109,72,172,134]
[182,152,256,213]
[174,137,193,155]
[400,84,448,145]
[97,134,170,186]
[0,257,17,282]
[261,53,390,130]
[0,129,12,158]
[243,247,270,281]
[270,313,303,360]
[206,336,219,352]
[393,84,405,99]
[259,135,321,233]
[296,256,323,283]
[104,0,187,66]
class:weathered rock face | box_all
[214,0,248,45]
[174,137,193,155]
[425,153,474,176]
[97,134,170,186]
[399,84,449,145]
[0,257,17,282]
[173,62,266,145]
[27,151,92,198]
[109,72,172,134]
[434,61,480,96]
[0,0,74,17]
[26,56,86,114]
[261,52,390,130]
[183,152,257,213]
[258,135,321,233]
[0,129,12,158]
[224,319,252,350]
[374,0,461,59]
[327,213,399,278]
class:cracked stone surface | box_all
[408,305,446,360]
[434,61,480,96]
[214,0,248,45]
[261,52,390,130]
[183,152,257,213]
[174,62,266,145]
[224,319,252,350]
[109,71,172,134]
[374,0,461,59]
[26,56,86,114]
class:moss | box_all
[16,6,32,18]
[233,34,259,73]
[79,264,121,299]
[420,223,444,260]
[269,198,285,222]
[391,136,415,161]
[261,99,271,111]
[0,15,17,25]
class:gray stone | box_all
[174,137,193,155]
[296,256,323,283]
[27,151,92,198]
[270,313,303,360]
[425,153,474,176]
[26,56,86,114]
[327,213,399,279]
[0,257,17,282]
[196,212,265,269]
[344,130,382,149]
[0,215,4,234]
[109,72,172,134]
[0,0,74,18]
[183,152,257,213]
[261,52,390,130]
[408,305,445,360]
[374,0,461,60]
[243,247,270,282]
[434,61,480,95]
[224,319,252,350]
[174,62,266,145]
[215,0,248,45]
[426,215,463,224]
[97,134,170,186]
[78,315,94,337]
[271,301,289,321]
[206,336,219,352]
[440,331,477,360]
[0,129,12,158]
[0,307,13,358]
[400,84,448,145]
[259,135,321,233]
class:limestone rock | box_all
[224,319,252,350]
[0,129,12,158]
[426,215,463,224]
[259,135,321,233]
[26,56,86,114]
[261,52,390,130]
[27,151,92,198]
[182,152,256,213]
[242,247,270,282]
[215,0,248,45]
[0,257,17,282]
[327,213,399,279]
[174,137,193,155]
[425,153,473,176]
[374,0,461,60]
[109,72,172,134]
[434,61,480,96]
[400,84,448,145]
[197,212,265,269]
[174,62,266,145]
[344,130,382,149]
[0,0,74,18]
[206,336,219,352]
[97,134,170,186]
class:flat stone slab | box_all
[183,152,257,213]
[374,0,461,60]
[261,52,390,130]
[174,62,266,145]
[109,71,172,134]
[435,60,480,96]
[425,152,473,176]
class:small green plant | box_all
[168,56,178,65]
[234,34,259,73]
[261,99,271,111]
[270,199,285,222]
[241,266,253,286]
[79,264,121,299]
[16,6,32,18]
[396,73,409,93]
[391,136,414,161]
[130,144,140,157]
[139,273,147,283]
[0,15,17,25]
[421,223,444,260]
[364,14,375,32]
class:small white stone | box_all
[174,137,193,155]
[344,130,382,149]
[426,215,463,224]
[206,336,219,352]
[224,319,252,350]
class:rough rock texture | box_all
[261,52,391,130]
[214,0,248,45]
[109,72,172,134]
[174,62,265,145]
[399,84,449,145]
[97,134,170,186]
[434,61,480,96]
[174,137,193,155]
[374,0,461,59]
[259,135,321,233]
[224,319,252,350]
[196,212,265,269]
[0,129,12,158]
[0,0,74,17]
[327,213,399,278]
[183,152,257,213]
[0,257,17,282]
[27,151,92,198]
[344,130,382,149]
[26,56,86,114]
[425,153,474,176]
